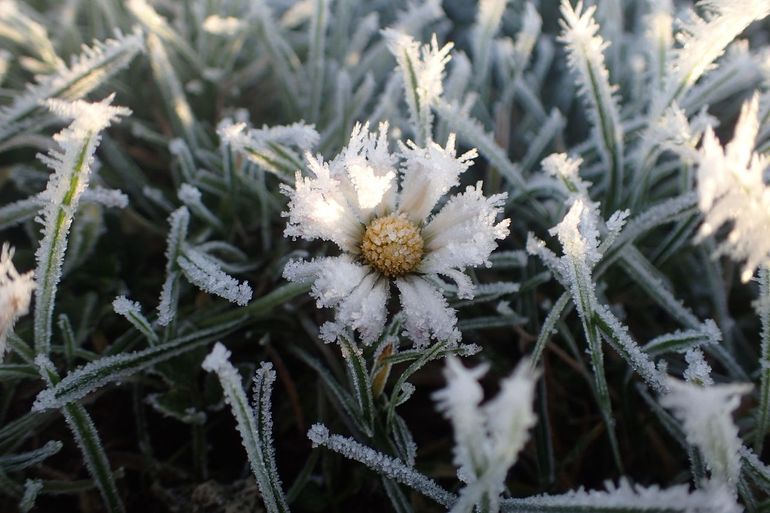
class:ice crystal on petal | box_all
[421,182,510,273]
[396,276,460,347]
[282,154,363,253]
[0,243,35,356]
[398,135,477,222]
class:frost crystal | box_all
[433,357,537,512]
[282,122,509,347]
[660,378,751,491]
[0,243,35,357]
[696,94,770,282]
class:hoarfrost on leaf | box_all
[660,378,751,491]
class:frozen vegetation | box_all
[1,0,770,512]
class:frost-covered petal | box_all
[283,255,367,309]
[321,272,389,345]
[0,243,35,356]
[281,154,364,253]
[398,135,477,222]
[420,181,510,273]
[340,122,398,217]
[395,276,460,347]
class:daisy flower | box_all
[282,123,510,347]
[0,243,35,357]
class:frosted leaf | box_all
[558,0,624,202]
[501,478,740,513]
[202,342,290,512]
[178,247,253,306]
[513,2,542,69]
[683,349,714,386]
[307,423,456,508]
[33,96,129,354]
[644,320,722,356]
[146,33,195,142]
[433,357,538,512]
[595,304,668,393]
[644,0,674,90]
[660,378,751,491]
[383,30,453,145]
[218,119,319,177]
[202,15,245,36]
[0,1,58,64]
[652,0,770,115]
[433,357,489,483]
[0,243,35,358]
[201,342,232,374]
[396,276,460,348]
[550,199,602,267]
[31,319,243,412]
[19,478,43,513]
[540,153,591,202]
[0,28,143,146]
[112,296,157,345]
[177,184,223,230]
[156,271,178,327]
[695,94,770,282]
[80,187,129,209]
[472,0,509,84]
[163,207,189,273]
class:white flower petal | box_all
[342,122,398,218]
[283,255,367,309]
[322,272,390,345]
[282,154,363,253]
[396,276,460,347]
[398,134,477,222]
[420,181,510,272]
[0,243,35,356]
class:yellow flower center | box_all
[361,213,424,277]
